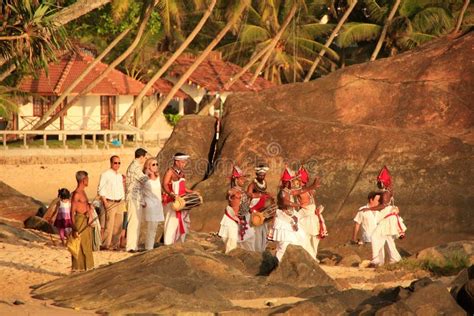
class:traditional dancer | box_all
[362,167,407,266]
[292,166,326,262]
[219,166,255,253]
[247,164,273,252]
[162,152,194,245]
[272,167,309,262]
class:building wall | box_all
[17,95,135,131]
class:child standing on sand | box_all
[51,188,73,245]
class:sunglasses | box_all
[113,162,121,165]
[151,163,158,166]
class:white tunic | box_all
[272,209,306,245]
[142,177,164,222]
[373,205,407,237]
[353,204,378,242]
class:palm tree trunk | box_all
[0,64,16,82]
[54,0,112,26]
[117,0,217,125]
[140,1,249,130]
[304,0,358,82]
[31,27,131,130]
[249,2,297,86]
[370,0,401,61]
[36,1,155,130]
[454,0,470,33]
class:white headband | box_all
[255,167,269,174]
[174,155,190,161]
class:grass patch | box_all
[385,250,470,276]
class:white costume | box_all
[298,202,326,262]
[219,205,255,253]
[249,197,268,252]
[273,208,307,261]
[142,177,164,250]
[371,205,407,265]
[163,178,190,245]
[353,204,378,243]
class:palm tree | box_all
[141,0,250,130]
[370,0,401,60]
[118,0,217,125]
[0,0,70,78]
[304,0,358,81]
[219,0,336,84]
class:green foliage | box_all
[0,0,70,75]
[164,113,182,126]
[336,22,382,48]
[386,251,470,276]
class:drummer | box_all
[162,152,195,245]
[247,164,274,252]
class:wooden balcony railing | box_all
[0,130,161,150]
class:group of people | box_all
[219,164,328,262]
[218,164,407,265]
[48,148,195,271]
[48,147,407,271]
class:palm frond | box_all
[294,37,340,60]
[239,24,271,44]
[298,23,335,39]
[363,0,389,24]
[411,7,454,35]
[396,31,437,50]
[337,22,381,48]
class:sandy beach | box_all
[0,148,160,205]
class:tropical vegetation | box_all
[0,0,472,125]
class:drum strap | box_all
[225,209,239,224]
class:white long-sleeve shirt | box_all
[98,169,125,201]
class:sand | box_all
[0,148,160,204]
[0,232,133,315]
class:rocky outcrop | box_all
[269,245,342,289]
[158,33,474,252]
[0,181,43,222]
[376,278,466,315]
[156,115,216,188]
[32,240,340,314]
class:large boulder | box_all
[0,181,44,222]
[416,240,474,267]
[376,278,466,315]
[32,241,319,313]
[156,115,216,188]
[159,33,474,252]
[268,245,341,289]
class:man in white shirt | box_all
[98,155,126,250]
[352,192,381,244]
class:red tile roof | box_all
[169,54,275,94]
[152,78,189,100]
[19,52,152,96]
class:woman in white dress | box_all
[142,158,165,250]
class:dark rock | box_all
[12,300,24,305]
[268,245,341,289]
[451,265,474,314]
[339,254,362,267]
[378,279,466,315]
[0,181,44,221]
[32,241,308,313]
[0,218,46,245]
[23,216,55,234]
